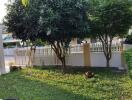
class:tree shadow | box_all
[33,66,126,77]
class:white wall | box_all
[4,48,16,56]
[66,53,84,67]
[90,52,122,69]
[15,44,125,69]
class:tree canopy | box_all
[4,0,41,42]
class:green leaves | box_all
[21,0,29,7]
[4,0,41,42]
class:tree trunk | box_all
[106,58,110,67]
[60,57,66,71]
[51,41,67,71]
[99,35,113,68]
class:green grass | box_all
[0,68,132,100]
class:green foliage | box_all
[90,0,132,37]
[0,68,132,99]
[125,49,132,77]
[4,0,41,42]
[35,39,47,46]
[21,0,29,7]
[38,0,90,48]
[38,0,90,41]
[89,0,132,67]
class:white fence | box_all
[89,43,123,69]
[14,43,127,69]
[4,48,16,56]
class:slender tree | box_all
[89,0,132,67]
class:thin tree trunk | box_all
[60,57,66,71]
[106,57,110,67]
[99,34,113,67]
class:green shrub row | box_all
[125,49,132,77]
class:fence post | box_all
[0,28,6,74]
[83,43,91,67]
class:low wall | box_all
[14,43,125,70]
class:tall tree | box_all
[90,0,132,67]
[7,0,90,69]
[4,0,41,66]
[38,0,90,70]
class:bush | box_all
[125,49,132,77]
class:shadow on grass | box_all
[0,72,95,100]
[34,66,126,78]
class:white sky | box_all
[0,0,8,23]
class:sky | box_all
[0,0,8,23]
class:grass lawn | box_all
[0,68,132,100]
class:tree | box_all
[4,0,41,66]
[38,0,90,70]
[89,0,132,67]
[6,0,90,70]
